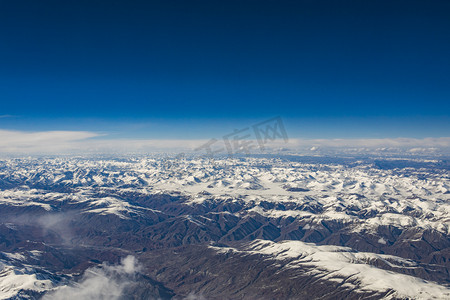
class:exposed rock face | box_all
[0,155,449,299]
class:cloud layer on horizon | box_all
[0,129,449,155]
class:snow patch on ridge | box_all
[211,240,450,300]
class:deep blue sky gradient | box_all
[1,0,449,138]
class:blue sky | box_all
[1,0,449,140]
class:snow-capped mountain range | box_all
[0,155,449,299]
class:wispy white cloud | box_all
[43,256,140,300]
[0,129,101,154]
[184,293,207,300]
